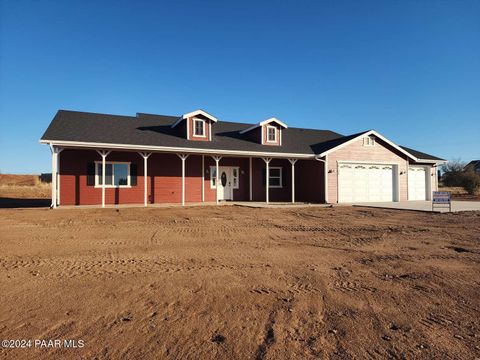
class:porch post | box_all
[201,155,205,203]
[262,158,272,204]
[288,159,297,203]
[49,144,58,208]
[177,154,189,206]
[139,152,151,206]
[211,156,222,205]
[249,157,253,201]
[96,150,111,208]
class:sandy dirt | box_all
[0,205,479,360]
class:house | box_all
[465,160,480,174]
[40,109,445,208]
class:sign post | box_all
[432,191,451,212]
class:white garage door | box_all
[338,163,394,203]
[408,167,426,200]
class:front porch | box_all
[49,147,326,208]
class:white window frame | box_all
[363,136,376,146]
[210,166,239,189]
[266,125,277,143]
[193,118,206,138]
[269,166,282,188]
[94,161,131,188]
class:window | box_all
[193,118,205,137]
[210,166,217,188]
[266,125,277,142]
[363,136,375,146]
[95,162,130,187]
[269,167,282,188]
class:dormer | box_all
[239,117,287,146]
[171,109,218,141]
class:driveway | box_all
[353,200,480,212]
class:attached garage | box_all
[408,166,427,200]
[338,163,397,203]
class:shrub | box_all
[461,172,480,195]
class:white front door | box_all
[338,163,395,203]
[213,166,239,201]
[408,166,427,200]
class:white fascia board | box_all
[317,130,420,162]
[182,110,218,122]
[259,117,288,129]
[39,139,314,159]
[171,110,219,128]
[239,117,288,134]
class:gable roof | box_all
[239,117,288,134]
[465,160,480,170]
[40,110,445,162]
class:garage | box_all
[338,163,396,203]
[408,166,427,200]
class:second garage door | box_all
[408,166,427,200]
[338,163,395,203]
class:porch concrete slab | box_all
[352,200,480,213]
[231,202,330,208]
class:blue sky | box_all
[1,0,479,174]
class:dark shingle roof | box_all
[41,110,444,161]
[399,145,445,161]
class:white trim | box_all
[268,166,283,188]
[211,156,222,204]
[177,154,189,206]
[171,109,219,129]
[182,109,218,122]
[139,152,151,206]
[262,158,272,203]
[288,159,297,203]
[94,161,131,188]
[186,116,190,140]
[239,117,288,134]
[40,139,315,159]
[266,125,277,143]
[192,118,206,138]
[318,130,420,162]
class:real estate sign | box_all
[432,191,451,212]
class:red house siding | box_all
[59,149,325,206]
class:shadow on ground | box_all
[0,198,51,208]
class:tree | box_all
[441,159,467,187]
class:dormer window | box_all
[239,117,287,146]
[171,109,218,141]
[364,136,375,146]
[193,118,205,137]
[266,126,277,143]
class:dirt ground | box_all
[0,205,479,360]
